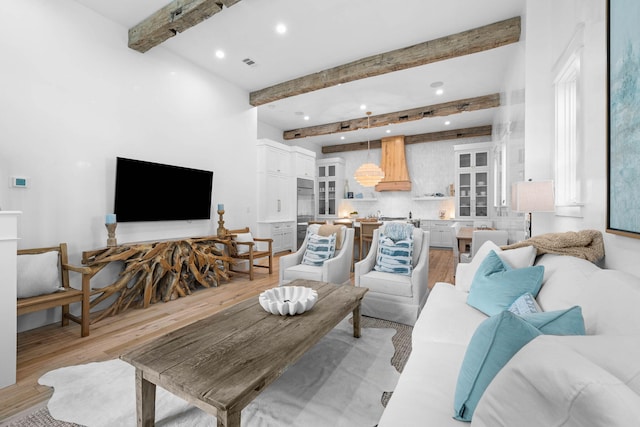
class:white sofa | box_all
[378,243,640,426]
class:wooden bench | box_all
[17,243,92,337]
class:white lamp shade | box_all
[511,180,555,212]
[354,162,385,187]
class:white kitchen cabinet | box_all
[421,220,453,248]
[317,158,344,219]
[264,173,290,220]
[260,142,292,175]
[454,142,493,219]
[257,140,294,221]
[293,147,316,179]
[258,221,295,253]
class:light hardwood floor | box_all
[0,248,454,422]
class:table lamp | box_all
[511,180,555,239]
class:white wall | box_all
[1,0,259,331]
[524,0,640,275]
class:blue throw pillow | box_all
[467,250,544,316]
[519,306,586,335]
[302,233,336,266]
[383,222,414,241]
[374,232,413,275]
[453,311,542,422]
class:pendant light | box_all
[354,111,385,187]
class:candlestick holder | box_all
[217,209,228,237]
[105,223,118,247]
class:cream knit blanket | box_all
[501,229,605,263]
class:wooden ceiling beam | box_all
[321,125,492,154]
[250,16,520,106]
[128,0,241,53]
[285,93,499,140]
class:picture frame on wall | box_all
[607,0,640,238]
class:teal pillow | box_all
[519,306,586,335]
[467,250,545,316]
[453,311,542,422]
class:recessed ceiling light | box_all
[304,115,310,121]
[341,136,345,140]
[215,50,225,59]
[444,120,451,126]
[386,129,391,133]
[276,23,287,34]
[360,104,367,110]
[436,88,444,96]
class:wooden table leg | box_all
[136,368,156,427]
[217,409,241,427]
[458,239,466,254]
[352,303,362,338]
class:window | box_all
[553,25,585,217]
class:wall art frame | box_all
[607,0,640,238]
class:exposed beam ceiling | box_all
[321,125,493,154]
[284,94,500,140]
[250,16,520,106]
[128,0,241,53]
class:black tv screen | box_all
[114,157,213,222]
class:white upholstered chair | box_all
[354,224,430,326]
[279,224,354,286]
[460,229,509,263]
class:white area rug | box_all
[39,318,399,427]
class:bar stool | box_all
[359,222,382,261]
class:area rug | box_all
[27,316,410,427]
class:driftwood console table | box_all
[82,236,233,322]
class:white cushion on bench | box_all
[17,251,62,298]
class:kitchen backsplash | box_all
[334,136,485,219]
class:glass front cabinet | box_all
[317,158,344,218]
[455,143,492,219]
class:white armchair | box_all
[279,224,355,286]
[354,225,430,326]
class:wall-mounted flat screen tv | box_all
[114,157,213,222]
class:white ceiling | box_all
[73,0,526,149]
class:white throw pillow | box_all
[17,251,62,298]
[233,232,254,254]
[456,241,537,292]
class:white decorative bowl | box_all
[259,286,318,316]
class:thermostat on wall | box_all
[10,176,29,188]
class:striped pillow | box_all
[302,233,336,266]
[374,232,414,275]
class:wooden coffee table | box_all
[120,279,368,427]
